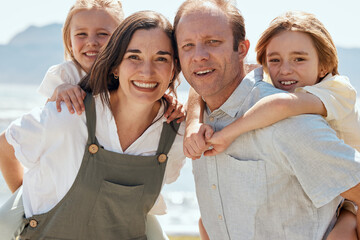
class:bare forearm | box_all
[223,92,326,139]
[0,132,23,192]
[186,87,204,126]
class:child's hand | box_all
[163,94,186,123]
[50,83,86,115]
[183,122,213,160]
[204,129,235,156]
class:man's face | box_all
[176,8,244,110]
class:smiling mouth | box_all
[84,52,98,57]
[279,80,297,85]
[194,69,215,76]
[132,81,158,89]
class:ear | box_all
[237,39,250,60]
[318,65,328,78]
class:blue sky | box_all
[2,0,360,61]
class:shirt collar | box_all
[206,67,264,118]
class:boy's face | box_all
[266,31,327,92]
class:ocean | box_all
[0,83,200,236]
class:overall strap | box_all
[83,93,97,145]
[156,121,180,156]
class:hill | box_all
[0,24,359,92]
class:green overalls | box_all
[20,94,179,240]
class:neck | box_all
[109,92,161,151]
[205,72,244,112]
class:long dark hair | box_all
[79,10,181,110]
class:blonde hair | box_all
[62,0,124,63]
[256,11,339,76]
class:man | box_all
[174,0,360,239]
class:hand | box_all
[50,83,86,115]
[244,63,260,74]
[183,122,213,160]
[204,130,235,156]
[163,94,186,123]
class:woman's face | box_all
[114,28,175,105]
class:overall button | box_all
[88,144,99,154]
[158,154,167,163]
[29,219,38,228]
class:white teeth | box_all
[133,81,158,88]
[280,80,297,85]
[85,52,98,56]
[196,69,214,75]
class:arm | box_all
[0,132,23,193]
[340,184,360,238]
[327,209,358,240]
[204,92,326,156]
[183,87,213,160]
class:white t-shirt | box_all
[38,61,86,98]
[296,74,360,151]
[7,61,185,218]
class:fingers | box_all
[163,94,186,123]
[183,124,213,159]
[54,84,85,115]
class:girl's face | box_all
[266,31,326,92]
[113,28,175,105]
[70,8,118,73]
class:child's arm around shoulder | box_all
[205,91,326,156]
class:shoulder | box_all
[46,61,85,83]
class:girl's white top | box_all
[6,61,185,218]
[296,73,360,151]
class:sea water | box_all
[0,83,200,235]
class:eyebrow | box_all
[126,49,172,56]
[267,51,309,57]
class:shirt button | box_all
[209,117,214,122]
[88,144,99,154]
[29,219,38,228]
[212,184,217,190]
[218,215,223,220]
[158,153,167,163]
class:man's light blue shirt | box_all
[193,68,360,239]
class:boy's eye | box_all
[295,58,305,62]
[268,58,280,63]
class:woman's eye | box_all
[128,55,140,60]
[295,58,305,62]
[157,57,168,62]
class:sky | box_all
[1,0,360,61]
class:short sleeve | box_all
[37,61,85,98]
[272,115,360,208]
[295,75,356,121]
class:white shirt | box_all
[37,61,86,98]
[7,68,185,218]
[296,74,360,151]
[194,68,360,239]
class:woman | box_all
[0,10,185,239]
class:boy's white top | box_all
[7,61,185,218]
[296,74,360,151]
[38,61,86,98]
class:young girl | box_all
[0,1,182,239]
[0,9,185,239]
[185,11,359,239]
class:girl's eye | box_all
[76,33,87,37]
[98,32,109,36]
